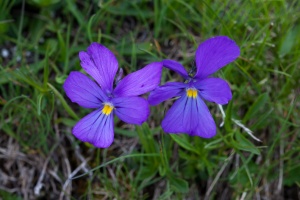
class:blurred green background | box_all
[0,0,299,199]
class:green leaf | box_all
[87,14,96,43]
[65,0,85,27]
[115,127,136,137]
[137,166,157,180]
[36,93,44,116]
[136,123,157,154]
[59,118,76,127]
[116,42,153,56]
[243,93,269,123]
[278,25,300,57]
[224,99,233,132]
[251,108,273,130]
[28,0,60,7]
[47,83,79,120]
[136,123,160,169]
[170,134,199,155]
[43,49,50,88]
[55,75,68,84]
[233,132,260,155]
[0,190,22,200]
[72,153,160,179]
[204,138,223,149]
[168,173,189,193]
[284,166,300,186]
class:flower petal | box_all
[113,62,162,97]
[148,82,186,105]
[73,109,114,148]
[79,43,118,92]
[63,71,108,108]
[162,59,188,78]
[112,96,149,125]
[162,94,216,138]
[193,78,232,105]
[194,36,240,79]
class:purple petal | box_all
[162,94,216,138]
[194,36,240,79]
[63,71,108,108]
[148,82,186,105]
[193,78,232,105]
[162,59,188,78]
[113,62,162,97]
[112,96,149,125]
[79,43,118,92]
[73,108,114,148]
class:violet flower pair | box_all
[63,36,240,148]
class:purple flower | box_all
[148,36,240,138]
[63,43,162,148]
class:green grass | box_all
[0,0,299,199]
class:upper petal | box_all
[162,93,216,138]
[112,96,149,125]
[79,43,118,93]
[162,59,188,78]
[148,82,186,106]
[63,71,108,108]
[193,78,232,105]
[73,108,114,148]
[194,36,240,79]
[113,62,162,97]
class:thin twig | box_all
[218,104,226,127]
[218,105,261,142]
[34,156,51,196]
[59,160,89,200]
[34,141,60,196]
[59,146,72,200]
[240,192,247,200]
[232,119,261,142]
[205,150,235,199]
[277,139,284,193]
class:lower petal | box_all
[73,109,114,148]
[162,94,216,138]
[191,96,217,138]
[161,96,188,134]
[193,78,232,105]
[112,96,149,125]
[148,82,186,105]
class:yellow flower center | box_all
[186,88,198,98]
[102,103,114,115]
